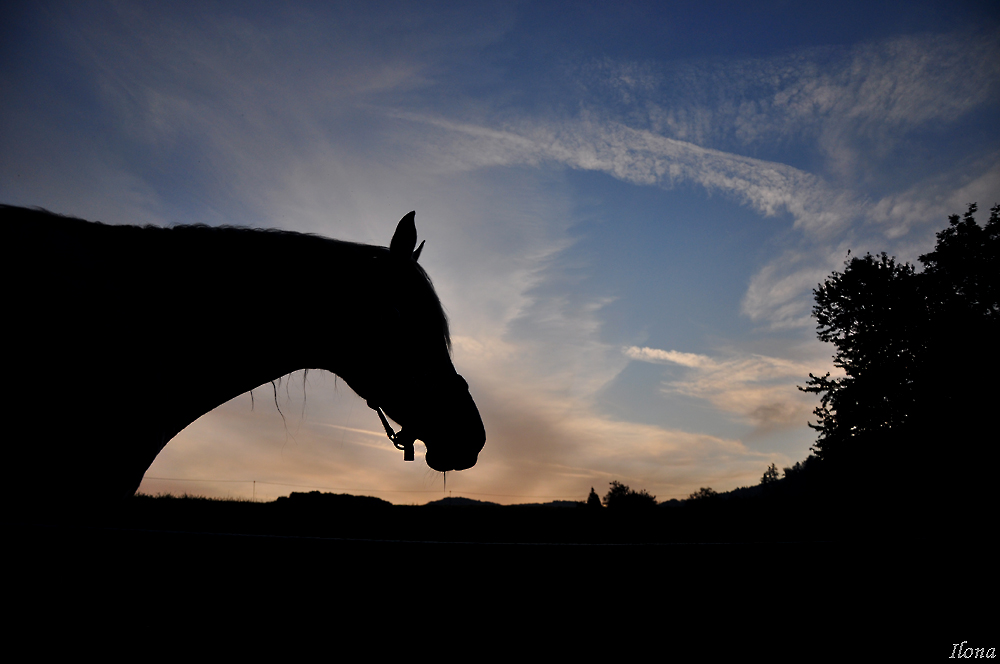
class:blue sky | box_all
[3,0,998,503]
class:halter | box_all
[368,400,416,461]
[367,373,470,462]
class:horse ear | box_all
[390,211,417,259]
[412,240,425,262]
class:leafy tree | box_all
[602,481,657,510]
[800,203,998,491]
[799,251,924,465]
[760,463,779,485]
[919,203,999,321]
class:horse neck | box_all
[156,227,387,436]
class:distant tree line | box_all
[592,482,728,509]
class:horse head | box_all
[336,212,486,472]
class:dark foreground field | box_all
[5,493,991,655]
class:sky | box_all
[2,0,998,504]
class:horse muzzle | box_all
[421,400,486,471]
[369,373,486,471]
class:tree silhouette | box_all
[919,203,999,320]
[602,481,657,510]
[799,251,923,465]
[586,487,603,509]
[782,456,818,479]
[760,463,779,485]
[687,487,717,501]
[800,203,998,502]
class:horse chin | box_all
[425,450,480,473]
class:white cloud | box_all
[740,248,848,329]
[624,346,713,369]
[625,345,829,433]
[395,109,855,237]
[867,159,1000,241]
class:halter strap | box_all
[368,399,415,461]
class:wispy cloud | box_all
[625,345,826,432]
[586,31,1000,161]
[394,29,999,331]
[394,109,855,236]
[740,247,849,329]
[451,340,772,500]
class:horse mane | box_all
[202,224,452,351]
[3,205,451,350]
[413,260,451,351]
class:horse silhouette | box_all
[2,205,485,513]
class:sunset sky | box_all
[3,1,998,504]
